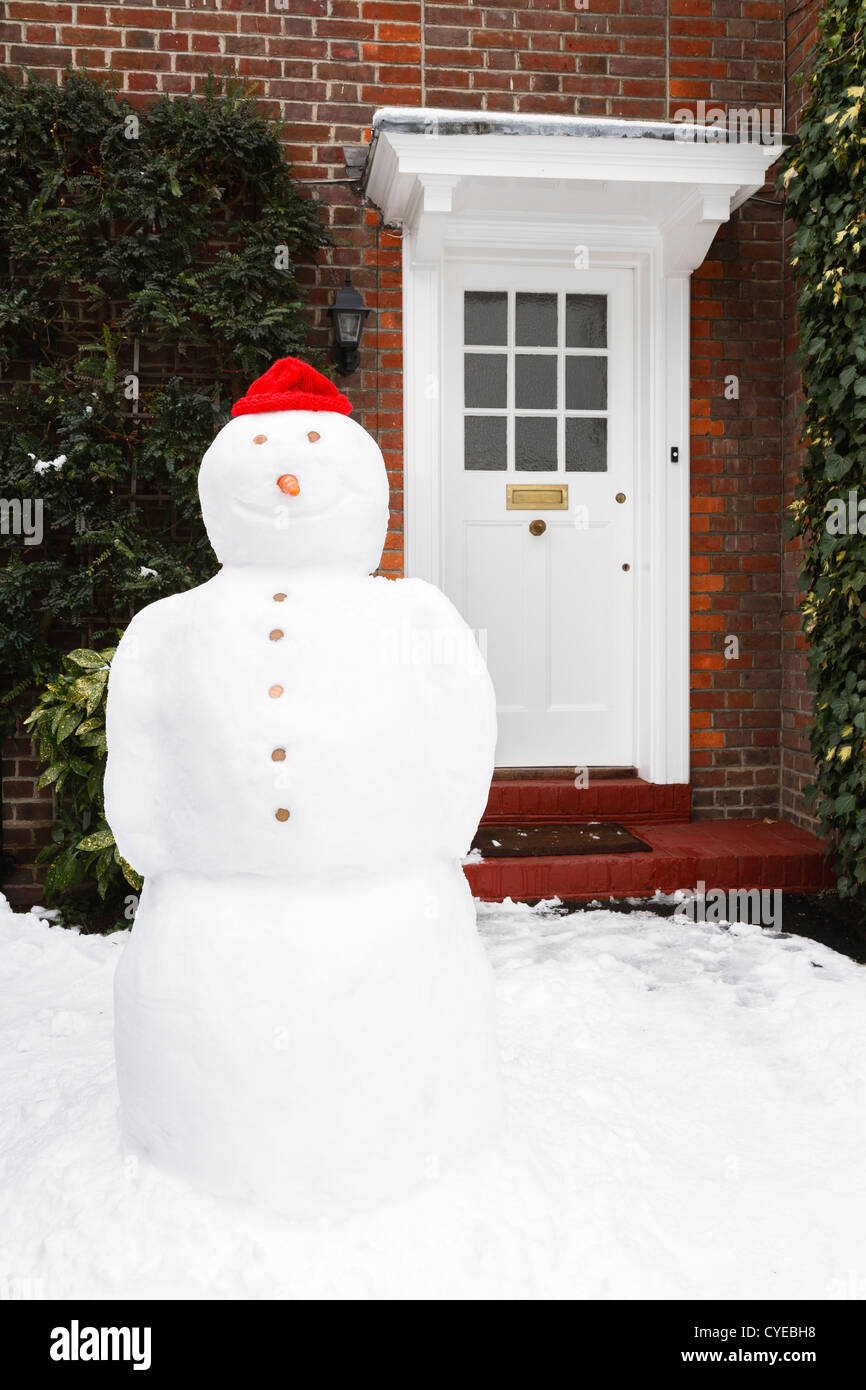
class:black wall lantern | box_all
[328,272,370,377]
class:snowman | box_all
[105,357,503,1216]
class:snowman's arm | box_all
[104,605,174,879]
[399,580,497,855]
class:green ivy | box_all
[23,647,135,903]
[780,1,866,898]
[0,71,330,914]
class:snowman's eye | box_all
[307,430,320,443]
[252,434,267,445]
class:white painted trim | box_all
[366,124,782,231]
[379,114,782,784]
[403,241,443,586]
[634,246,661,785]
[662,278,692,785]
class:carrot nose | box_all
[277,473,300,496]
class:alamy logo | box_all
[672,100,783,145]
[682,880,782,928]
[825,490,866,535]
[0,497,43,545]
[49,1320,151,1371]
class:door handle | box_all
[529,519,547,536]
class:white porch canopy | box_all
[363,107,784,272]
[361,108,783,785]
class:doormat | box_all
[471,822,652,858]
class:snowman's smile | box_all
[230,462,370,525]
[232,487,343,524]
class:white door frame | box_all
[365,113,783,785]
[406,225,678,783]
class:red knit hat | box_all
[232,357,352,418]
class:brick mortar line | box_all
[665,0,670,119]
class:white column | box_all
[662,273,692,785]
[402,239,443,584]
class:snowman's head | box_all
[199,358,389,573]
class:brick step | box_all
[464,818,833,902]
[492,766,635,780]
[481,777,691,826]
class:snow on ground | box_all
[1,891,865,1301]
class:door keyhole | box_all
[529,519,546,536]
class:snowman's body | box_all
[106,365,502,1216]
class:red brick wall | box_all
[689,198,785,819]
[669,0,786,819]
[422,0,670,120]
[781,0,820,828]
[1,731,53,905]
[1,1,811,902]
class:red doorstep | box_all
[481,777,691,826]
[464,817,834,902]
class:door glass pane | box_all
[515,292,557,347]
[465,353,507,408]
[515,416,557,471]
[465,415,507,470]
[461,289,612,475]
[464,291,507,346]
[565,356,607,410]
[566,294,607,348]
[515,354,557,409]
[565,417,607,472]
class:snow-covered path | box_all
[1,893,865,1301]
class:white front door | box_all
[442,264,635,767]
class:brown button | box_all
[268,685,284,699]
[253,434,267,445]
[273,592,286,602]
[269,629,284,642]
[307,430,320,443]
[271,748,286,762]
[275,808,291,822]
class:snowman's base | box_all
[114,861,503,1218]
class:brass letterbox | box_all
[506,484,569,510]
